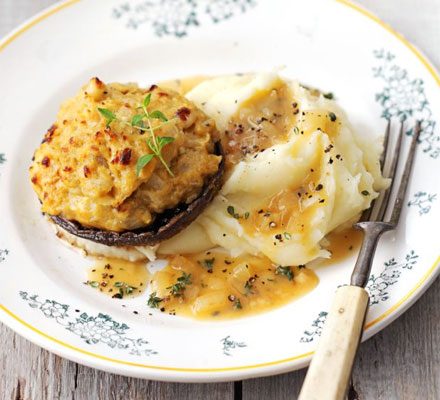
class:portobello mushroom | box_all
[30,78,224,248]
[50,142,224,246]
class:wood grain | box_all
[299,286,369,400]
[0,322,234,400]
[242,278,440,400]
[0,0,439,399]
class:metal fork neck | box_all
[350,221,394,287]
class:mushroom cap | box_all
[51,142,224,246]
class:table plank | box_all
[242,278,440,400]
[0,0,57,37]
[0,0,439,399]
[359,0,440,68]
[0,322,234,400]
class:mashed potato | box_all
[159,73,388,265]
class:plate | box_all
[0,0,439,382]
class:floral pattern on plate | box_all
[373,49,439,159]
[19,292,158,356]
[112,0,256,36]
[300,250,419,343]
[408,191,437,215]
[221,335,247,356]
[0,248,9,263]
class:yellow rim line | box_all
[335,0,440,86]
[365,255,440,329]
[0,0,80,52]
[0,302,313,372]
[0,0,439,374]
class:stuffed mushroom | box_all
[30,78,224,250]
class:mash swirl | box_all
[159,73,389,265]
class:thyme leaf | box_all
[143,93,151,107]
[275,266,294,281]
[112,281,137,298]
[227,206,250,220]
[199,258,215,272]
[149,110,168,122]
[233,298,242,309]
[135,153,155,176]
[98,108,117,127]
[131,114,144,127]
[147,292,164,308]
[167,272,192,297]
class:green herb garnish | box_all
[227,205,239,218]
[167,272,192,297]
[85,280,99,288]
[97,108,117,127]
[275,266,294,281]
[244,278,256,295]
[283,232,292,240]
[233,298,243,310]
[149,110,168,122]
[323,92,334,100]
[147,292,164,308]
[199,258,215,272]
[131,114,145,128]
[135,154,155,176]
[137,94,175,176]
[97,93,176,177]
[361,190,370,196]
[227,206,250,220]
[113,281,137,298]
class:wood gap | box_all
[234,380,243,400]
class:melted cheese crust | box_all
[30,78,220,231]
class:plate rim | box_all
[0,0,439,382]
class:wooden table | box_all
[1,1,439,398]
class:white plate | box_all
[0,0,439,382]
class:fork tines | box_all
[366,120,421,225]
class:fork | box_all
[298,120,422,400]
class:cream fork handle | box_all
[298,286,369,400]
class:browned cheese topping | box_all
[29,78,221,231]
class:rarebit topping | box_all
[30,78,221,232]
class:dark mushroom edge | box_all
[51,141,225,247]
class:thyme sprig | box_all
[97,93,176,177]
[167,272,192,297]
